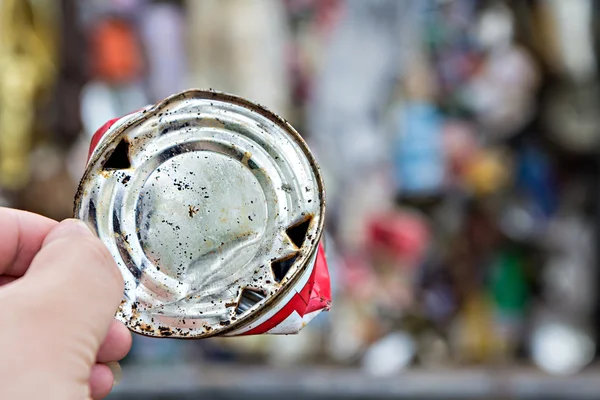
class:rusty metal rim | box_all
[74,88,326,338]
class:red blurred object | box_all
[88,116,121,158]
[366,210,430,267]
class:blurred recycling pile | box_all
[2,0,600,379]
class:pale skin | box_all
[0,208,132,399]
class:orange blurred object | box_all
[464,148,512,197]
[90,17,143,83]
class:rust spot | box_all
[138,323,154,332]
[241,151,252,166]
[232,231,255,241]
[130,305,141,319]
[188,205,200,217]
[158,326,173,337]
[205,118,225,129]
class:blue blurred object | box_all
[393,102,446,196]
[516,143,557,217]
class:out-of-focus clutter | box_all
[3,0,600,396]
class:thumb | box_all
[26,219,124,346]
[0,219,124,399]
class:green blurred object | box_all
[490,247,529,317]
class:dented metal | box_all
[74,89,329,338]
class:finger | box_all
[22,219,124,349]
[0,207,57,277]
[89,364,114,400]
[0,275,17,287]
[97,320,132,363]
[0,220,124,395]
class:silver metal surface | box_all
[75,90,325,338]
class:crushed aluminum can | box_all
[74,89,330,338]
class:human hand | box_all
[0,208,132,399]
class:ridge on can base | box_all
[74,89,329,339]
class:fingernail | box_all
[106,361,122,387]
[54,219,93,237]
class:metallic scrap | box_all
[74,89,329,338]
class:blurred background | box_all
[3,0,600,398]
